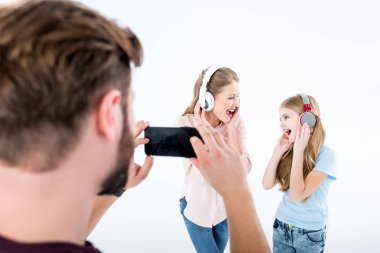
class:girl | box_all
[262,94,337,253]
[177,66,252,253]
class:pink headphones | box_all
[298,93,316,128]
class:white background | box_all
[5,0,380,252]
[81,1,380,252]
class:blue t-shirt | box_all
[275,145,337,230]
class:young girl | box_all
[262,94,337,253]
[177,66,252,253]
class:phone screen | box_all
[144,127,202,158]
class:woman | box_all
[177,66,252,253]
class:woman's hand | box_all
[194,102,212,127]
[225,107,243,154]
[293,123,311,155]
[225,106,240,130]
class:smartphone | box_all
[144,127,202,158]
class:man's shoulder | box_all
[0,235,102,253]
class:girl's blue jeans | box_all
[273,218,327,253]
[180,197,229,253]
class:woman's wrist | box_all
[272,148,284,159]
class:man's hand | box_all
[125,120,154,189]
[190,124,248,197]
[87,120,154,236]
[189,124,270,253]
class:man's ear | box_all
[96,89,122,140]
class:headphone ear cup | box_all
[204,92,214,112]
[299,112,316,128]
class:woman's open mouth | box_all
[226,109,235,118]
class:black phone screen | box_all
[144,127,202,158]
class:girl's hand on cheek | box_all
[293,123,310,155]
[275,132,290,155]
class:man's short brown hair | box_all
[0,0,142,171]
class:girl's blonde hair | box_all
[182,67,239,115]
[276,95,326,192]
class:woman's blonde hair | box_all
[182,67,239,115]
[276,95,325,191]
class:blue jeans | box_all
[273,218,327,253]
[179,197,229,253]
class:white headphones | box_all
[199,66,223,111]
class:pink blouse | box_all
[176,114,252,227]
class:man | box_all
[0,1,269,252]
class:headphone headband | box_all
[298,93,312,112]
[199,66,223,108]
[297,93,316,128]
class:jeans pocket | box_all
[179,197,187,214]
[305,229,325,243]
